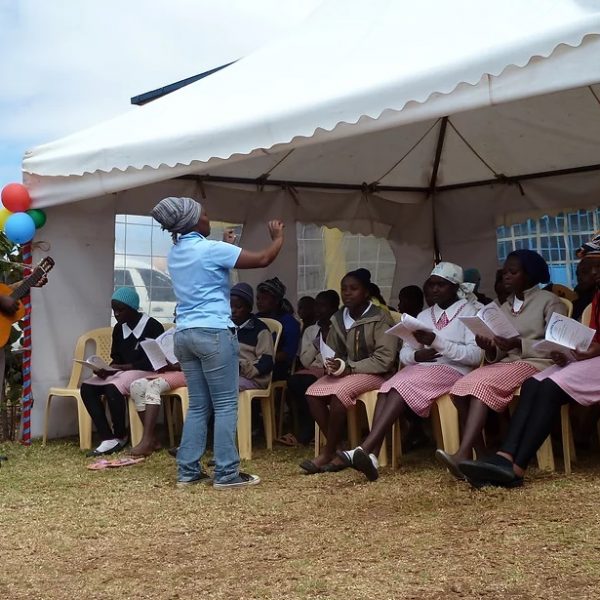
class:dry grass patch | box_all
[1,441,600,599]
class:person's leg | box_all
[307,394,330,435]
[360,390,406,456]
[497,377,543,460]
[130,378,169,456]
[80,383,114,440]
[102,385,128,440]
[313,397,347,467]
[511,379,570,473]
[201,329,244,485]
[452,396,488,462]
[175,330,213,483]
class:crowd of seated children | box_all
[299,268,398,474]
[339,262,483,481]
[278,290,340,447]
[256,277,301,382]
[81,287,164,457]
[460,233,600,487]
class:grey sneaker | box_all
[213,472,261,489]
[176,472,212,487]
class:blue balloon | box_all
[4,212,36,244]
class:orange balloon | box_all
[1,183,31,213]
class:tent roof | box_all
[23,0,600,207]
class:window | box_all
[496,209,600,287]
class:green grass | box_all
[1,441,600,599]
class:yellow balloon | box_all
[0,207,13,229]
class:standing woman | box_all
[460,234,600,487]
[436,249,566,477]
[301,269,398,473]
[151,197,284,488]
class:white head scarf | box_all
[430,262,477,302]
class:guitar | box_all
[0,256,55,347]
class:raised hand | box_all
[268,220,285,241]
[222,229,237,244]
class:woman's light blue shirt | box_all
[168,232,242,330]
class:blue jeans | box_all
[174,327,240,484]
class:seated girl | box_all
[300,269,398,473]
[230,282,275,391]
[256,277,300,381]
[129,327,186,457]
[340,263,483,481]
[281,289,340,446]
[459,234,600,487]
[81,287,164,456]
[436,249,567,478]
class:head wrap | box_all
[151,197,202,243]
[429,262,476,301]
[257,277,286,301]
[111,287,140,311]
[230,282,254,309]
[507,249,550,286]
[576,231,600,259]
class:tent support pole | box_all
[427,116,448,263]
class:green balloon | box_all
[26,209,47,229]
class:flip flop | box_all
[106,457,145,468]
[435,449,465,481]
[86,459,112,471]
[276,433,299,447]
[299,459,323,474]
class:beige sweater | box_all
[490,287,567,370]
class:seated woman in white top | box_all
[339,262,483,481]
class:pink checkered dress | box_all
[307,373,388,408]
[379,364,465,418]
[450,361,539,412]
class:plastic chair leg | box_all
[261,396,274,451]
[76,396,93,450]
[42,395,53,446]
[536,437,555,471]
[237,394,252,461]
[561,404,572,475]
[434,395,460,454]
[128,397,144,447]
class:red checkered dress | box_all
[307,374,387,408]
[379,364,464,418]
[450,361,539,412]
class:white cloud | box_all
[0,0,322,177]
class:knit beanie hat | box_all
[230,282,254,309]
[257,277,286,301]
[111,287,140,311]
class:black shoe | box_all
[459,459,523,488]
[168,446,179,458]
[435,449,465,480]
[176,471,212,487]
[353,447,379,481]
[213,472,261,489]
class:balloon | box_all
[26,208,47,229]
[0,207,12,229]
[4,213,36,244]
[1,183,31,213]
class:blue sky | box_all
[0,0,321,185]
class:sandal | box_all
[86,459,112,471]
[321,462,347,473]
[299,459,323,474]
[276,433,299,447]
[107,457,145,468]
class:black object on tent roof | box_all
[130,61,236,106]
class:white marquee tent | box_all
[23,0,600,438]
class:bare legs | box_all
[451,395,488,462]
[130,404,161,456]
[307,395,348,467]
[360,390,406,455]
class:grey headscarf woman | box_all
[151,196,202,243]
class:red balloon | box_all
[1,183,31,213]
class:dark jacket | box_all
[111,315,164,371]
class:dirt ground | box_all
[1,441,600,600]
